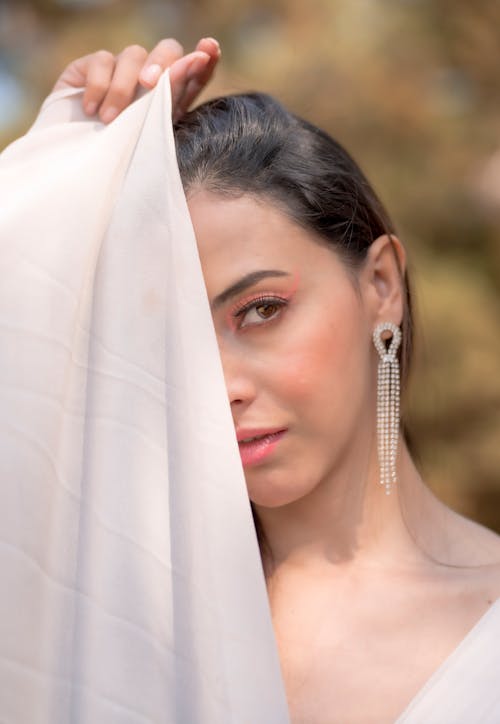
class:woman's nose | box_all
[219,342,257,408]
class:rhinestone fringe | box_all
[373,322,402,495]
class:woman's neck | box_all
[254,438,450,576]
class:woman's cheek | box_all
[276,332,345,402]
[283,319,368,412]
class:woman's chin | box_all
[247,474,313,510]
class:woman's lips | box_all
[237,429,287,467]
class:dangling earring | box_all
[373,322,402,495]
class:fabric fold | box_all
[0,73,290,723]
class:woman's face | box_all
[187,190,377,508]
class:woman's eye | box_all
[236,297,286,329]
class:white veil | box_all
[0,73,290,723]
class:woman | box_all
[43,39,500,722]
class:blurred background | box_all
[1,0,499,530]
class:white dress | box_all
[0,74,290,723]
[396,598,500,723]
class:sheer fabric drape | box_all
[0,74,290,724]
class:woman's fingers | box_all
[173,76,209,123]
[138,38,184,88]
[52,53,101,93]
[190,37,221,97]
[178,54,219,118]
[168,51,209,117]
[51,37,220,125]
[96,45,148,123]
[81,50,116,116]
[195,37,221,60]
[189,37,220,94]
[169,39,220,121]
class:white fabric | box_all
[0,73,290,723]
[397,598,500,723]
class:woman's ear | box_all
[359,234,406,327]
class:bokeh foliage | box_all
[1,0,499,527]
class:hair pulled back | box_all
[174,92,413,380]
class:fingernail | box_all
[85,101,97,116]
[140,63,162,85]
[101,106,118,124]
[204,37,221,54]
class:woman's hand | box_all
[52,37,221,124]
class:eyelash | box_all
[231,294,289,329]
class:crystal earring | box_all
[373,322,402,495]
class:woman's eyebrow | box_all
[211,270,291,310]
